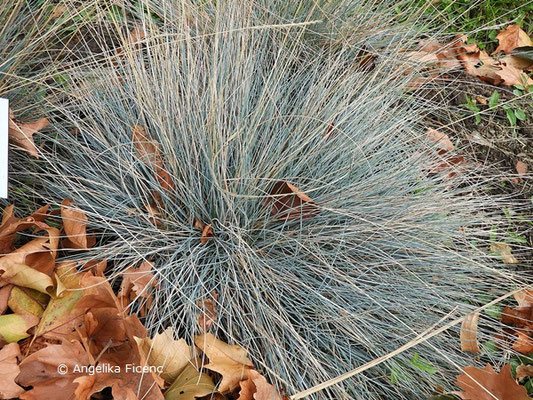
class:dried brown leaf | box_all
[516,364,533,382]
[493,25,532,55]
[491,242,518,264]
[61,198,95,249]
[194,333,254,393]
[132,124,174,193]
[457,364,530,400]
[263,181,319,220]
[0,343,24,399]
[427,128,454,152]
[460,312,480,354]
[516,161,528,176]
[134,327,192,383]
[197,291,218,332]
[8,109,49,158]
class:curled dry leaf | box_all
[0,343,24,399]
[263,181,319,220]
[456,364,530,400]
[7,286,46,317]
[61,198,95,249]
[134,327,192,383]
[133,124,175,193]
[0,226,60,276]
[426,128,454,152]
[460,312,480,354]
[0,204,50,254]
[516,364,533,382]
[118,260,158,316]
[194,333,254,393]
[164,363,215,400]
[493,25,533,55]
[197,291,218,332]
[0,262,54,294]
[515,290,533,307]
[8,109,49,158]
[513,331,533,354]
[237,369,283,400]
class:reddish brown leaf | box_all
[0,227,60,276]
[197,291,218,332]
[426,128,454,152]
[493,25,532,55]
[61,199,95,249]
[263,181,319,220]
[8,109,49,158]
[17,340,91,400]
[132,124,174,193]
[516,364,533,382]
[0,343,24,399]
[0,204,50,254]
[456,364,530,400]
[516,161,528,176]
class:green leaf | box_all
[514,89,523,96]
[506,231,527,244]
[488,90,499,108]
[514,84,526,91]
[410,353,437,374]
[515,109,526,121]
[506,108,517,126]
[475,113,481,125]
[481,340,499,354]
[485,304,502,319]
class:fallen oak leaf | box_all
[0,284,13,315]
[61,199,96,249]
[460,312,480,354]
[512,331,533,354]
[194,333,254,393]
[426,128,454,152]
[494,62,533,87]
[16,339,91,400]
[237,369,283,400]
[262,181,319,220]
[0,343,24,399]
[493,25,532,55]
[0,262,54,294]
[456,364,530,400]
[118,260,158,315]
[8,109,49,158]
[0,226,60,276]
[0,204,50,254]
[134,327,192,383]
[164,363,215,400]
[516,364,533,382]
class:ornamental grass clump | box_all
[11,1,526,399]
